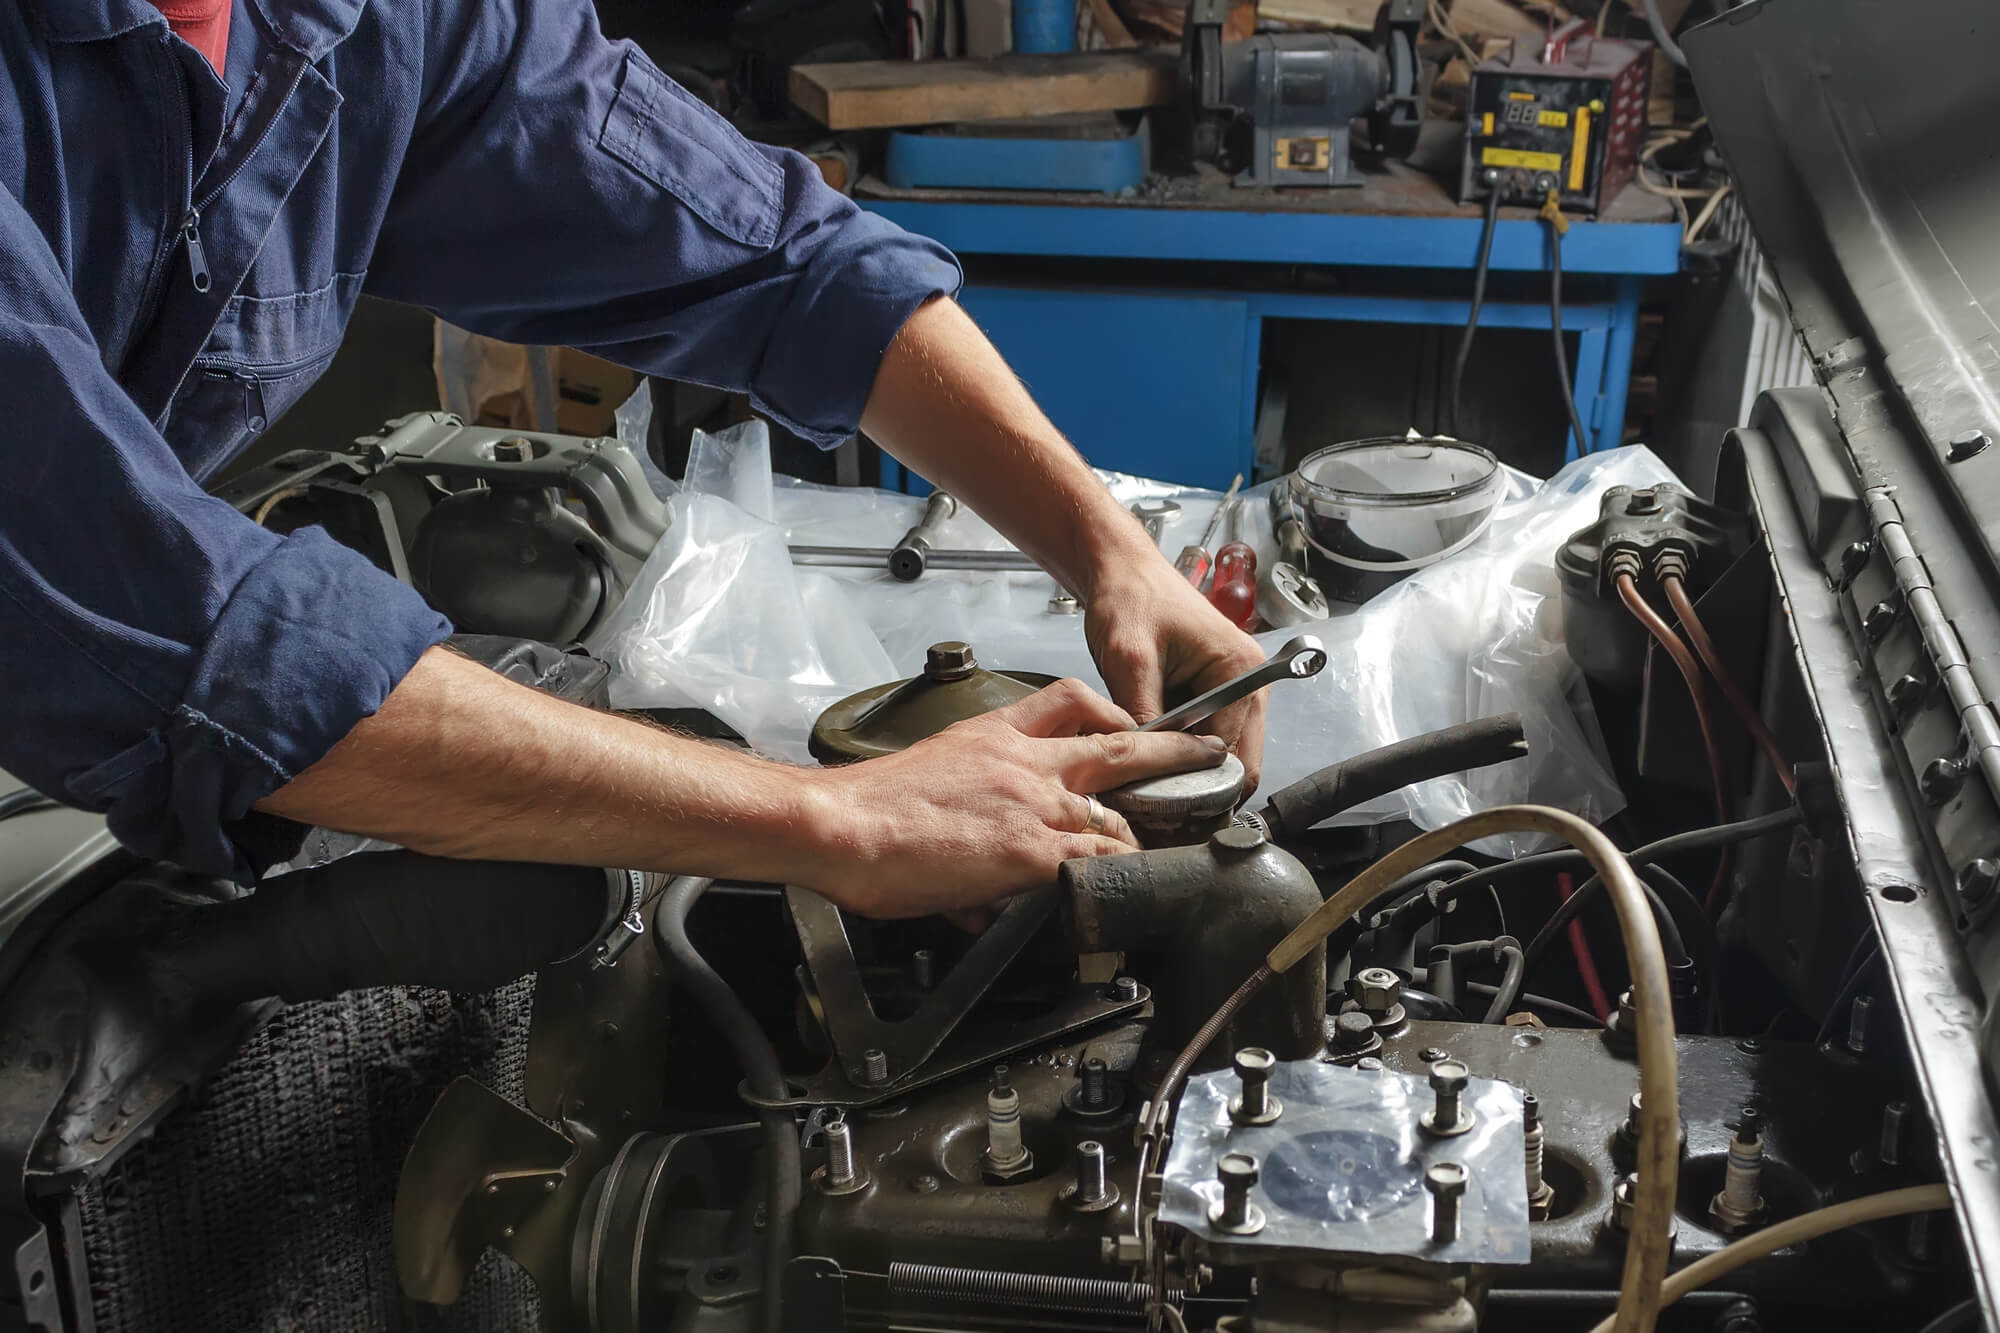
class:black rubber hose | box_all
[0,786,58,821]
[1521,862,1693,982]
[1436,807,1804,911]
[1466,981,1602,1027]
[1548,221,1594,458]
[148,852,621,1003]
[654,877,796,1333]
[1261,714,1528,839]
[1482,939,1527,1023]
[1917,1299,1981,1333]
[1448,187,1504,439]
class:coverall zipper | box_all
[177,58,313,295]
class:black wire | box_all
[1547,218,1595,457]
[1437,807,1804,910]
[655,877,796,1333]
[1482,940,1527,1023]
[1465,981,1603,1028]
[1520,862,1698,983]
[0,787,59,821]
[1917,1299,1982,1333]
[1448,187,1504,439]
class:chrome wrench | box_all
[1136,634,1329,733]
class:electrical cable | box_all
[1481,939,1527,1023]
[1660,572,1796,797]
[1522,862,1707,987]
[1142,805,1678,1333]
[1434,807,1802,914]
[1466,980,1604,1027]
[1545,210,1595,459]
[1559,870,1613,1019]
[0,787,59,821]
[1812,942,1884,1050]
[1642,0,1688,67]
[1449,187,1503,439]
[655,877,797,1333]
[1616,571,1734,910]
[1917,1299,1983,1333]
[1583,1185,1954,1333]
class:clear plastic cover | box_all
[1159,1059,1530,1265]
[592,402,1678,847]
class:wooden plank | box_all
[790,49,1181,130]
[1446,0,1546,37]
[1081,0,1138,48]
[1258,0,1379,29]
[1259,0,1375,29]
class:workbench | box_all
[862,147,1683,491]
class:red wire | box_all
[1558,870,1613,1021]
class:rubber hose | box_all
[149,852,620,1003]
[1643,0,1688,66]
[1261,713,1528,839]
[1482,940,1527,1023]
[654,877,797,1333]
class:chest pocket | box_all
[164,270,365,481]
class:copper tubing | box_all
[1660,573,1797,798]
[1616,572,1733,912]
[1151,805,1680,1333]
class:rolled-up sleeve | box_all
[0,194,451,879]
[366,0,962,447]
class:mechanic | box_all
[0,0,1265,953]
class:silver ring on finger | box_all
[1083,794,1109,834]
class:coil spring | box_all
[886,1262,1152,1314]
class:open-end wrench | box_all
[1136,634,1329,734]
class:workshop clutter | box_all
[590,413,1679,852]
[432,322,640,439]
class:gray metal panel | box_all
[0,771,116,953]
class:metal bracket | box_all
[770,886,1149,1109]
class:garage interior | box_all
[4,2,1998,1332]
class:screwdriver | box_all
[1174,473,1243,589]
[1208,498,1258,629]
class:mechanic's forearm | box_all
[860,297,1161,601]
[255,646,837,887]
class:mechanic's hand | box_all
[1084,553,1271,790]
[802,679,1228,918]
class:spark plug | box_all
[1708,1107,1769,1234]
[1524,1093,1555,1220]
[982,1065,1034,1181]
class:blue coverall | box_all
[0,0,963,879]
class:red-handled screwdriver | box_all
[1208,499,1258,629]
[1174,473,1243,588]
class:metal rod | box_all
[788,545,1040,573]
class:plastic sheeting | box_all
[590,416,1678,845]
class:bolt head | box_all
[1349,967,1401,1012]
[1333,1011,1376,1047]
[1960,858,2000,905]
[1217,1152,1259,1190]
[1109,976,1141,1002]
[1233,1047,1276,1082]
[1428,1058,1470,1096]
[1424,1161,1468,1199]
[1949,429,1992,462]
[1922,757,1966,804]
[1418,1046,1450,1064]
[1840,539,1873,579]
[924,641,976,680]
[1864,599,1900,641]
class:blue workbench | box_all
[862,166,1684,491]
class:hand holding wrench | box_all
[1136,635,1328,734]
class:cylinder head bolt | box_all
[1425,1162,1467,1244]
[1209,1153,1265,1235]
[817,1115,869,1196]
[1064,1055,1126,1119]
[1062,1140,1120,1212]
[982,1065,1034,1182]
[1421,1059,1473,1137]
[1230,1048,1283,1126]
[1708,1107,1769,1234]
